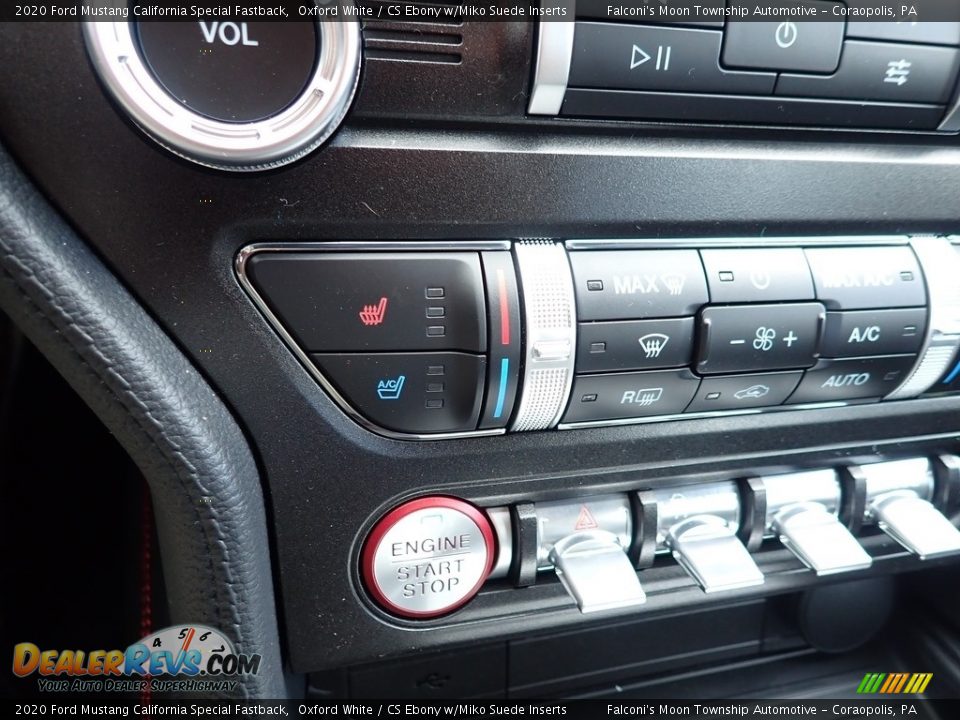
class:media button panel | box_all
[237,237,960,439]
[530,17,960,132]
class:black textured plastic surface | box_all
[3,22,960,676]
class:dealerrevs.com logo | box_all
[12,625,261,693]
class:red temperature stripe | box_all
[498,268,510,346]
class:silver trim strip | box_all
[565,236,912,250]
[511,241,577,431]
[528,10,575,116]
[886,238,960,399]
[83,13,361,171]
[235,241,509,441]
[939,72,960,132]
[558,401,860,430]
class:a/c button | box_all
[787,355,917,405]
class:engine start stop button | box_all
[361,497,496,619]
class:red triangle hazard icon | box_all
[574,505,599,531]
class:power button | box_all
[361,497,496,619]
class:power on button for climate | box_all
[361,497,496,619]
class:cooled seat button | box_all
[361,497,496,619]
[313,352,485,434]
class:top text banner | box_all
[7,0,960,22]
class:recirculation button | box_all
[361,497,497,619]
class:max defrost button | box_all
[361,497,496,619]
[569,250,709,321]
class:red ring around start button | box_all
[361,496,496,619]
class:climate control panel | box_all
[237,236,960,439]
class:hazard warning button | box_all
[361,497,496,619]
[535,495,632,568]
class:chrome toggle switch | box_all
[536,494,645,613]
[861,458,960,559]
[653,482,764,593]
[548,530,646,613]
[763,470,873,575]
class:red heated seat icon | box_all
[359,297,389,326]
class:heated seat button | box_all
[562,369,700,423]
[569,250,709,321]
[700,248,815,303]
[686,371,803,413]
[697,303,825,375]
[246,252,486,353]
[722,10,844,73]
[777,41,960,104]
[577,318,695,372]
[568,22,775,95]
[136,21,318,123]
[787,355,917,404]
[804,246,925,309]
[361,497,496,619]
[313,352,485,434]
[821,308,927,358]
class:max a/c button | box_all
[787,355,917,404]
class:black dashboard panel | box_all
[4,18,960,681]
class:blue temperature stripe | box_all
[494,358,509,418]
[944,359,960,385]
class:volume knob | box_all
[84,11,360,171]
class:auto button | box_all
[788,355,917,404]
